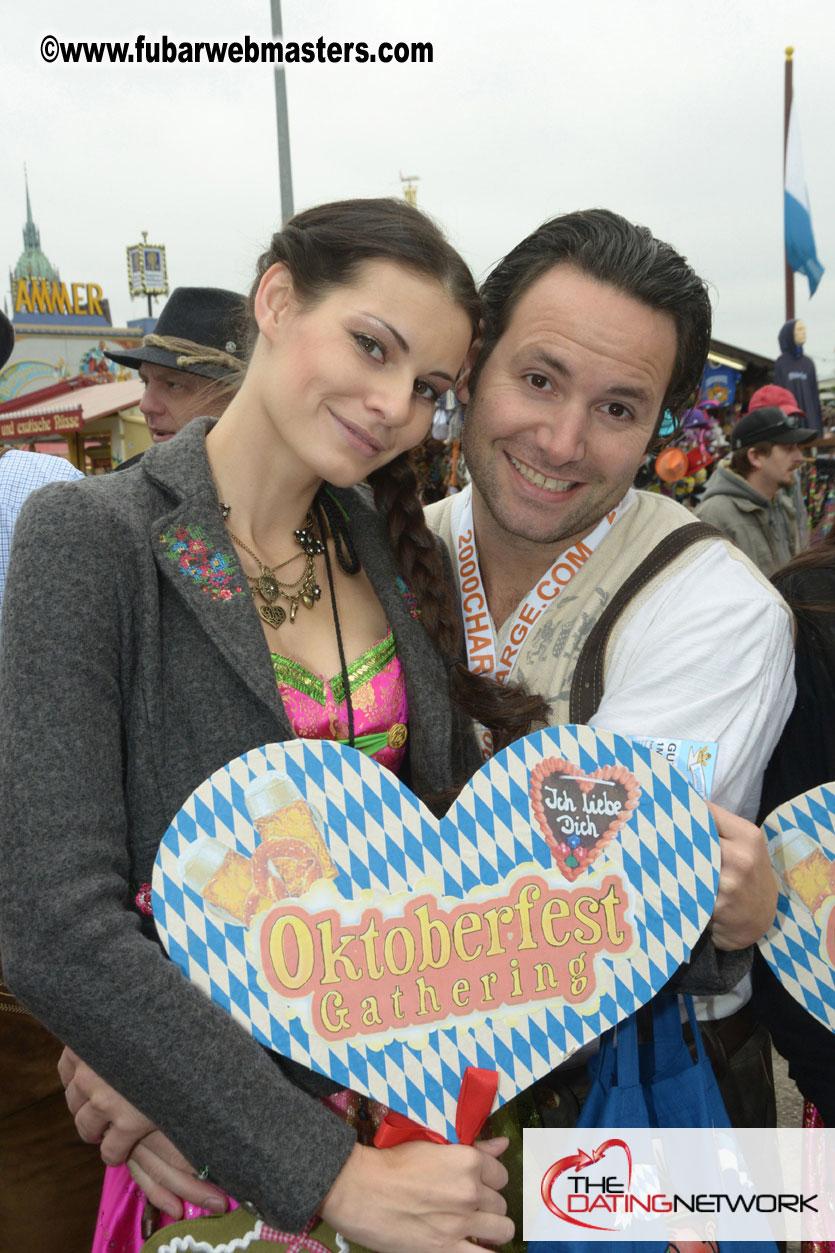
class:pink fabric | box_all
[274,632,408,774]
[93,637,406,1251]
[92,1165,238,1253]
[320,1087,390,1141]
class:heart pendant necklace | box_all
[259,603,286,629]
[224,510,324,629]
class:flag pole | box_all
[784,46,795,321]
[271,0,295,225]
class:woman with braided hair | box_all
[0,199,544,1253]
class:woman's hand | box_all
[319,1136,514,1252]
[59,1047,228,1217]
[707,802,779,950]
[127,1130,228,1220]
[59,1047,156,1166]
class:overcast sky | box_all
[3,0,834,379]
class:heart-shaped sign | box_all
[758,783,835,1032]
[152,726,719,1140]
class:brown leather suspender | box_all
[569,521,722,723]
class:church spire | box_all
[22,165,41,252]
[13,167,57,283]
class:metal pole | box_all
[271,0,295,224]
[784,46,795,322]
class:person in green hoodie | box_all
[695,404,815,577]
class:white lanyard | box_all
[451,485,626,757]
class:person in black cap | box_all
[696,405,816,576]
[106,287,246,458]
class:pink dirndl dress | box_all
[93,633,407,1252]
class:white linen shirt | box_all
[492,493,795,821]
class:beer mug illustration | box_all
[181,838,264,927]
[772,826,835,916]
[244,770,336,901]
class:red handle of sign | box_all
[373,1067,498,1148]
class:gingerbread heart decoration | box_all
[530,758,641,881]
[153,725,719,1140]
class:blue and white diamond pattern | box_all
[759,783,835,1033]
[153,725,719,1140]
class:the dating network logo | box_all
[536,1129,821,1245]
[541,1137,635,1232]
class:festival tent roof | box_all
[0,378,143,425]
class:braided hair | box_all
[368,449,548,753]
[251,198,548,753]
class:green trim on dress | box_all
[270,631,396,707]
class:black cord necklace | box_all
[314,498,356,749]
[316,487,360,575]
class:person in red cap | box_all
[695,404,816,576]
[747,383,807,420]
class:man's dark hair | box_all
[730,442,772,479]
[469,209,712,427]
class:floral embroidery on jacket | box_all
[394,575,421,621]
[159,524,244,600]
[135,883,153,916]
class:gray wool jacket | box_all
[0,418,480,1231]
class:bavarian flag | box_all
[785,95,825,297]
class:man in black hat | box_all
[106,286,246,458]
[696,405,816,576]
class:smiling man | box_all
[426,209,795,1139]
